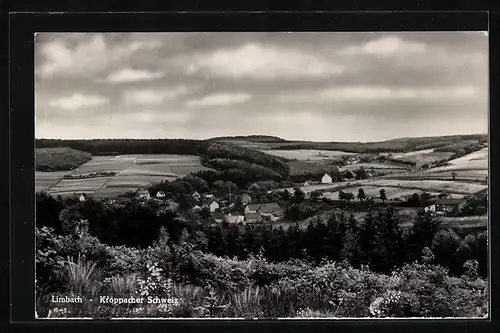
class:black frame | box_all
[6,9,498,333]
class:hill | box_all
[36,147,93,172]
[214,134,488,153]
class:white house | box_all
[156,191,166,198]
[424,204,436,213]
[192,191,201,201]
[137,190,150,200]
[209,201,220,212]
[192,205,202,212]
[304,181,311,187]
[321,173,333,184]
[78,194,86,202]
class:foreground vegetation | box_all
[36,191,488,318]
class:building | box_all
[240,193,252,205]
[78,194,86,202]
[245,212,263,223]
[192,191,201,201]
[209,201,220,212]
[435,198,466,215]
[424,204,436,214]
[156,191,166,198]
[137,190,150,200]
[321,173,333,184]
[203,194,215,201]
[192,205,202,212]
[226,213,245,224]
[244,202,284,222]
[303,181,311,187]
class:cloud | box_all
[36,34,162,80]
[340,36,427,56]
[276,86,477,103]
[103,68,165,83]
[48,93,109,110]
[122,87,190,105]
[185,93,252,108]
[185,43,345,80]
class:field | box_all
[427,148,488,172]
[340,162,409,171]
[322,186,465,201]
[362,179,487,195]
[36,154,211,198]
[390,149,455,166]
[262,149,355,160]
[35,171,69,192]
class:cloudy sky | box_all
[35,32,488,142]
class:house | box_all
[226,213,245,224]
[435,198,466,215]
[78,194,86,202]
[303,181,311,187]
[192,205,202,212]
[156,191,166,198]
[192,191,201,201]
[203,194,215,201]
[321,173,333,184]
[244,203,284,222]
[137,190,150,200]
[257,202,284,216]
[245,204,262,214]
[209,201,220,212]
[424,204,436,214]
[240,193,252,205]
[245,212,263,223]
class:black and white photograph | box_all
[34,31,489,319]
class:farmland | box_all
[389,149,455,166]
[262,149,355,160]
[36,154,211,198]
[428,147,488,172]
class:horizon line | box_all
[35,132,488,144]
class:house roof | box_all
[436,198,465,205]
[192,191,200,196]
[246,204,262,211]
[323,173,331,177]
[257,203,281,213]
[245,212,261,220]
[210,201,219,206]
[227,215,245,223]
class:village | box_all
[71,167,483,230]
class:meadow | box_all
[390,149,455,166]
[427,148,488,172]
[263,149,355,160]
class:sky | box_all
[35,32,489,142]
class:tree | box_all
[281,189,291,201]
[345,192,355,202]
[357,188,366,202]
[355,167,368,180]
[379,189,387,203]
[293,187,306,203]
[338,191,346,202]
[345,170,355,179]
[451,171,457,180]
[420,192,432,207]
[310,190,321,202]
[407,211,442,262]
